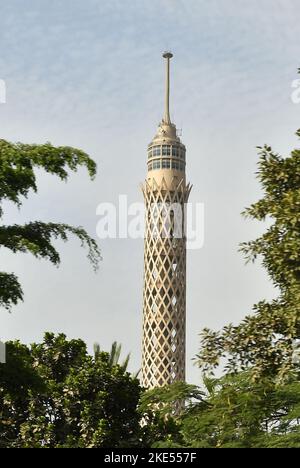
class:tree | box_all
[141,374,300,448]
[139,382,205,448]
[0,334,143,448]
[196,126,300,383]
[0,340,45,448]
[94,341,131,372]
[0,140,100,311]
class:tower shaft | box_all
[141,53,191,389]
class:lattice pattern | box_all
[141,177,191,388]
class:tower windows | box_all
[152,146,161,157]
[148,145,185,160]
[148,159,185,171]
[162,159,171,169]
[172,147,179,157]
[152,160,161,170]
[162,145,171,156]
[147,144,185,172]
[177,148,186,160]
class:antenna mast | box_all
[162,51,173,124]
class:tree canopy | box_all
[0,140,100,311]
[197,128,300,383]
[0,334,142,448]
[142,374,300,448]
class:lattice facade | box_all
[141,178,191,388]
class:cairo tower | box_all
[141,52,191,388]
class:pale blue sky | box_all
[0,0,300,383]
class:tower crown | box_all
[147,52,186,178]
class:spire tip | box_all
[162,52,173,124]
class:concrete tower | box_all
[142,52,191,388]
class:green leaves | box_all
[0,223,99,266]
[140,381,205,417]
[0,334,142,448]
[142,373,300,448]
[0,272,23,310]
[0,140,96,210]
[196,126,300,383]
[0,139,100,310]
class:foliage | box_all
[4,339,298,449]
[94,341,131,373]
[0,140,100,311]
[196,126,300,383]
[140,381,205,417]
[139,382,206,448]
[143,373,300,448]
[0,334,142,448]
